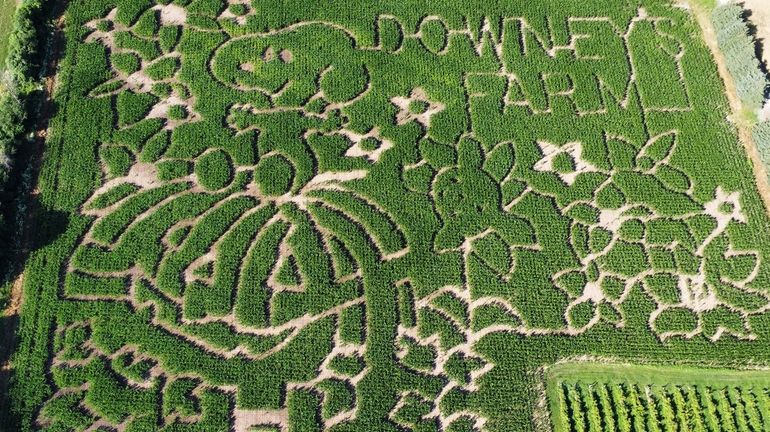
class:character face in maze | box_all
[212,23,369,106]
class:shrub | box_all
[144,56,178,80]
[0,0,56,295]
[167,104,187,120]
[110,52,141,75]
[712,5,769,112]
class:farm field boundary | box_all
[688,0,770,219]
[0,0,66,427]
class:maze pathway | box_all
[15,0,770,431]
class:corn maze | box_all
[10,0,770,431]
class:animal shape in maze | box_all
[432,136,534,254]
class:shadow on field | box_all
[740,6,770,98]
[0,311,20,432]
[0,313,19,388]
[0,0,67,428]
[0,199,69,431]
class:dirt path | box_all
[688,0,770,215]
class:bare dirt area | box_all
[689,0,770,214]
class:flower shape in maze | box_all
[544,131,770,339]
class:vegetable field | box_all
[8,0,770,430]
[547,362,770,432]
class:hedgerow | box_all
[549,363,770,432]
[0,0,59,302]
[711,4,768,112]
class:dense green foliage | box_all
[548,362,770,432]
[755,120,770,183]
[0,0,57,307]
[711,4,769,112]
[9,0,770,431]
